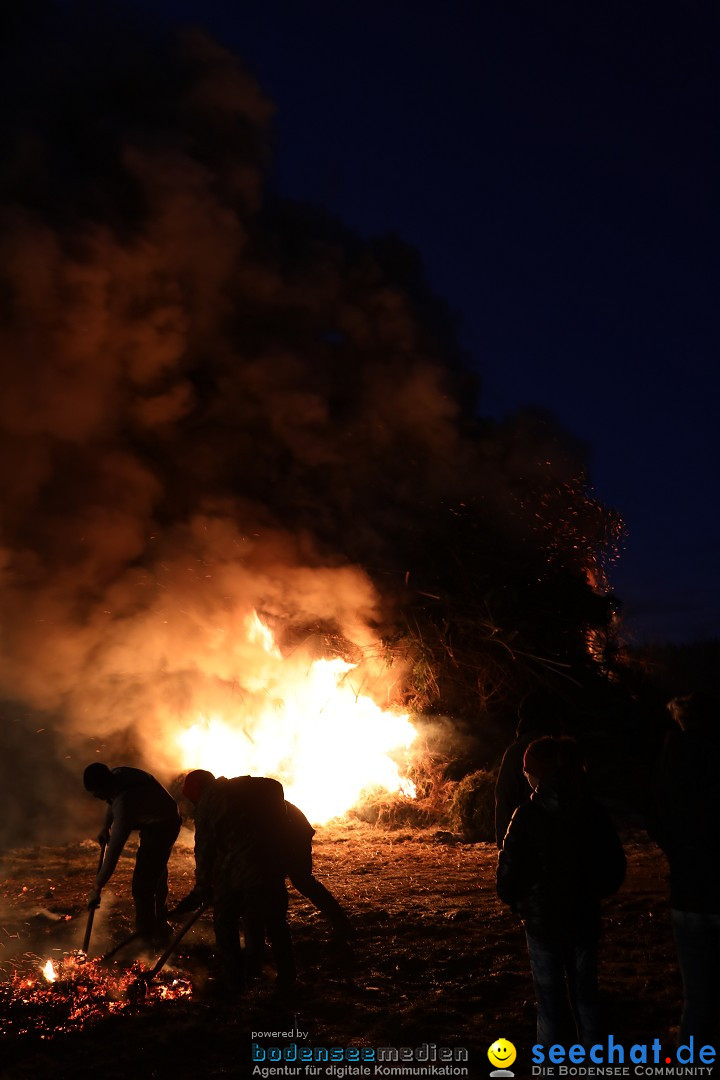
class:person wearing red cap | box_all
[179,770,354,943]
[83,762,181,943]
[176,770,295,992]
[181,768,215,807]
[496,736,626,1047]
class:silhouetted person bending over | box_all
[177,770,295,992]
[83,762,181,943]
[179,772,354,947]
[283,800,355,939]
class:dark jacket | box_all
[284,801,315,880]
[648,727,720,912]
[98,767,180,888]
[497,775,626,944]
[194,775,287,901]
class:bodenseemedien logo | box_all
[488,1038,517,1077]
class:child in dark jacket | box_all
[497,737,626,1048]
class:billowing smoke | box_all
[0,7,619,840]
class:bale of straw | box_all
[448,769,498,842]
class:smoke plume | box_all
[0,7,619,840]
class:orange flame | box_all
[42,959,57,983]
[175,613,418,822]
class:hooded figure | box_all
[83,763,181,941]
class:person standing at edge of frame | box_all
[648,692,720,1049]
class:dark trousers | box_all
[289,872,353,936]
[672,908,720,1046]
[215,882,295,989]
[132,817,181,935]
[526,933,601,1048]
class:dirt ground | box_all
[0,824,698,1079]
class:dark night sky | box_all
[125,0,719,644]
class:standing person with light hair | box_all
[83,762,181,943]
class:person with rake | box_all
[83,762,182,946]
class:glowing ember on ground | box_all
[176,613,419,822]
[0,953,192,1037]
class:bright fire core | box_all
[176,614,418,823]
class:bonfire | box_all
[0,952,192,1038]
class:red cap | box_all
[182,769,215,805]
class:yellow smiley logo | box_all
[488,1039,517,1070]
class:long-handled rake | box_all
[99,903,191,965]
[128,903,210,997]
[99,927,144,965]
[81,841,106,956]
